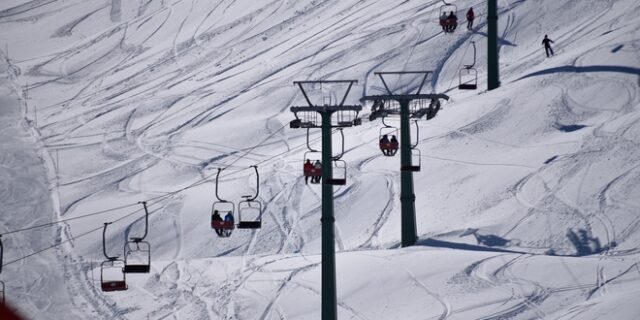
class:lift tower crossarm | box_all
[293,80,358,108]
[374,71,432,95]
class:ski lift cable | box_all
[1,201,166,268]
[2,123,289,236]
[2,202,140,236]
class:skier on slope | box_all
[542,34,555,57]
[466,7,475,30]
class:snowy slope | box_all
[0,0,639,319]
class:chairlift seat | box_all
[101,281,128,292]
[238,221,262,229]
[325,178,346,185]
[212,220,235,230]
[101,259,127,292]
[123,265,150,273]
[303,167,322,177]
[458,83,477,90]
[124,241,150,274]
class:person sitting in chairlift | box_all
[390,135,399,155]
[303,159,313,184]
[224,212,234,223]
[447,12,458,32]
[380,134,390,156]
[312,160,322,183]
[212,210,223,236]
[440,12,448,31]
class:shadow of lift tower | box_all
[362,71,450,247]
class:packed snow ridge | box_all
[1,0,639,319]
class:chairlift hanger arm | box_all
[412,120,420,149]
[131,202,149,242]
[306,128,319,152]
[103,222,116,260]
[332,129,345,160]
[465,41,477,68]
[0,234,3,273]
[214,168,227,202]
[244,165,259,201]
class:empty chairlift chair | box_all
[459,41,478,90]
[237,166,263,229]
[211,168,235,237]
[400,121,422,172]
[123,202,151,274]
[325,160,347,185]
[101,223,127,292]
[325,129,348,185]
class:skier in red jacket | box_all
[466,7,475,30]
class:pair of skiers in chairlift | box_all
[379,134,399,156]
[212,210,234,227]
[304,159,322,184]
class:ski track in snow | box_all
[1,0,640,318]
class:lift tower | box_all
[290,80,362,320]
[488,0,500,90]
[362,71,449,247]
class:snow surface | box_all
[0,0,639,319]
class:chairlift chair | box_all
[212,201,235,237]
[325,160,347,185]
[303,128,323,184]
[237,166,262,229]
[459,67,478,90]
[100,223,127,292]
[123,202,151,273]
[303,151,323,184]
[211,169,235,237]
[401,148,422,172]
[379,119,399,157]
[439,1,458,33]
[459,41,478,90]
[325,129,348,185]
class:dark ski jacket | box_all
[466,9,475,20]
